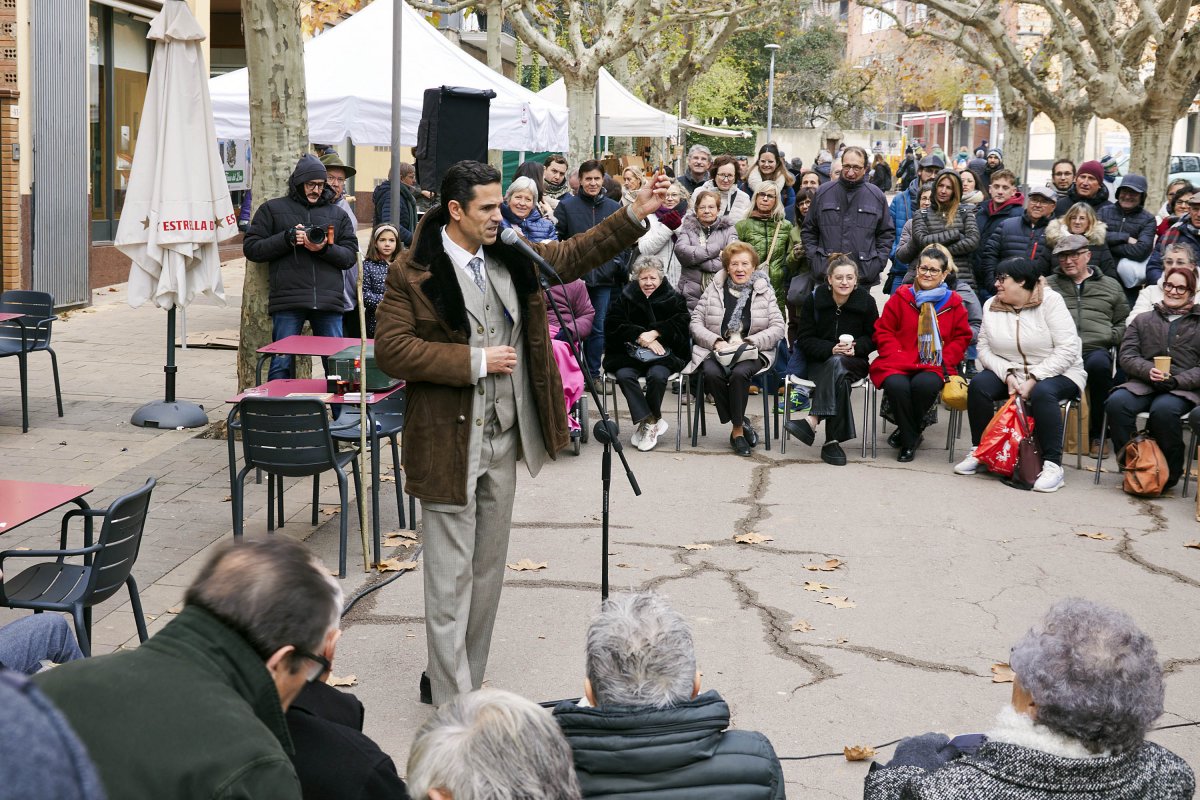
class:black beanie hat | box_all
[291,154,328,188]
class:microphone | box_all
[499,227,562,284]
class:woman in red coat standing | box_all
[870,244,973,462]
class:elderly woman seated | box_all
[1106,264,1200,493]
[785,254,878,466]
[552,592,785,799]
[688,242,786,456]
[864,599,1195,799]
[955,257,1084,492]
[603,256,690,452]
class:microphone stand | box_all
[539,266,640,602]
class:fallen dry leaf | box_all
[791,619,815,632]
[836,637,850,644]
[804,558,844,572]
[167,605,183,615]
[803,581,831,592]
[991,663,1016,683]
[327,674,357,687]
[818,595,856,609]
[506,559,548,571]
[844,745,876,761]
[222,495,232,502]
[320,506,340,516]
[1075,531,1113,541]
[733,532,773,545]
[616,563,631,568]
[377,559,418,573]
[1184,541,1200,550]
[682,543,713,551]
[380,475,396,483]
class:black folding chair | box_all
[0,478,156,656]
[330,390,415,530]
[0,290,63,432]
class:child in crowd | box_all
[362,224,399,337]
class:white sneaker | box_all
[638,423,659,452]
[653,418,669,437]
[630,422,646,448]
[954,448,980,475]
[1033,461,1065,493]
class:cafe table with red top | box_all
[226,379,404,570]
[0,480,93,533]
[0,312,23,323]
[254,336,373,385]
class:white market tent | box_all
[208,0,568,151]
[538,68,677,138]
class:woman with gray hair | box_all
[603,255,690,451]
[865,598,1195,799]
[500,176,558,243]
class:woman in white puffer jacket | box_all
[955,257,1085,493]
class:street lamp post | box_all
[765,43,781,144]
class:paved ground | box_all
[2,261,1198,798]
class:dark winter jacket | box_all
[673,213,739,309]
[1147,217,1200,284]
[501,203,558,243]
[897,204,981,288]
[973,194,1026,283]
[1097,174,1156,264]
[556,190,631,288]
[1118,302,1200,405]
[372,180,418,246]
[796,284,879,363]
[802,177,895,285]
[361,258,390,337]
[978,210,1053,286]
[545,279,595,341]
[553,691,785,800]
[679,171,709,196]
[870,160,893,192]
[36,605,302,800]
[1046,267,1128,354]
[895,155,916,191]
[1045,217,1119,283]
[1054,181,1112,217]
[286,681,410,800]
[243,154,359,315]
[886,182,922,284]
[603,279,690,373]
[864,740,1194,800]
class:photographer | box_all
[243,154,359,380]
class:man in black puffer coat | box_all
[1097,173,1156,290]
[243,154,358,379]
[977,185,1057,285]
[553,592,785,800]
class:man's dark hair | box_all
[544,153,568,169]
[185,538,341,667]
[440,160,502,212]
[996,257,1041,291]
[578,159,605,178]
[840,146,868,166]
[1052,159,1076,175]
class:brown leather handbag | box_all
[1010,397,1043,491]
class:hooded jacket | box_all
[1097,174,1156,263]
[978,280,1087,392]
[553,691,785,800]
[243,154,359,315]
[1054,181,1112,217]
[978,210,1053,285]
[1045,266,1129,354]
[1045,217,1118,282]
[802,176,895,285]
[674,213,739,309]
[556,188,631,287]
[35,606,303,800]
[603,278,691,374]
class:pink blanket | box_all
[550,338,585,430]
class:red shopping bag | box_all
[976,397,1036,478]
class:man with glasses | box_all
[37,538,343,800]
[1046,233,1129,453]
[244,153,359,379]
[802,145,894,286]
[1050,159,1076,200]
[977,184,1058,288]
[1054,159,1112,217]
[319,151,365,337]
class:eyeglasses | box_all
[1057,251,1088,262]
[304,181,327,191]
[916,266,946,276]
[294,649,332,683]
[1163,283,1191,295]
[326,175,346,185]
[1053,170,1074,177]
[841,164,865,173]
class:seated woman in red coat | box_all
[869,244,973,463]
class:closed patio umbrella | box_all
[115,0,236,429]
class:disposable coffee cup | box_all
[1154,356,1172,376]
[839,334,853,351]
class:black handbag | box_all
[626,342,670,364]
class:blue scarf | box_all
[913,284,951,365]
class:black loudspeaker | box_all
[415,86,496,194]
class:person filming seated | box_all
[785,254,878,466]
[603,256,690,452]
[553,592,785,799]
[687,242,786,456]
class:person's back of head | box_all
[408,688,581,800]
[585,591,697,709]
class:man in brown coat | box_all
[374,160,668,705]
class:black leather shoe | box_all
[420,671,433,705]
[897,447,917,463]
[743,424,759,448]
[821,441,847,466]
[730,434,752,456]
[785,419,816,446]
[887,429,902,449]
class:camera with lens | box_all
[288,225,332,246]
